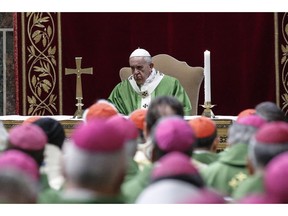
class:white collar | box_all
[128,69,164,109]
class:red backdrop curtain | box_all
[15,12,278,116]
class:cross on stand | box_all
[65,57,93,119]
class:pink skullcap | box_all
[129,109,147,130]
[237,108,256,120]
[106,115,138,140]
[0,150,39,181]
[8,124,47,150]
[188,117,216,138]
[236,115,267,128]
[180,188,226,204]
[154,116,195,152]
[85,100,118,121]
[238,194,280,204]
[254,121,288,144]
[264,152,288,202]
[152,152,198,180]
[71,119,126,152]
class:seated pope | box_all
[108,48,192,116]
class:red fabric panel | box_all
[15,13,275,116]
[61,12,275,116]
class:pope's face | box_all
[129,57,153,86]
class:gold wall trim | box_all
[58,13,63,114]
[274,12,280,107]
[20,13,61,115]
[279,13,288,115]
[21,13,26,114]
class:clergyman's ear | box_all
[210,136,219,153]
[246,157,255,175]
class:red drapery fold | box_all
[16,12,278,116]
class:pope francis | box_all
[108,48,192,115]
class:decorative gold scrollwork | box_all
[280,13,288,115]
[25,12,57,115]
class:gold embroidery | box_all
[24,12,59,115]
[228,172,248,189]
[141,91,148,98]
[278,13,288,115]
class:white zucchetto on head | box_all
[130,48,151,58]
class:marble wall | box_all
[0,13,15,115]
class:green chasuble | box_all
[38,187,62,203]
[108,72,192,116]
[192,150,219,165]
[121,164,153,203]
[200,143,249,197]
[40,189,126,204]
[123,158,140,183]
[231,172,264,201]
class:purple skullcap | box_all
[8,124,47,150]
[71,119,126,152]
[236,114,267,129]
[180,188,226,204]
[106,115,138,141]
[264,152,288,202]
[254,121,288,144]
[0,150,39,181]
[152,152,198,181]
[154,116,195,152]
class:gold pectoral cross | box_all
[65,57,93,119]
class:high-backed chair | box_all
[119,54,204,115]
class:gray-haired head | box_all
[0,169,39,203]
[227,115,267,146]
[63,139,127,191]
[255,101,286,122]
[248,121,288,169]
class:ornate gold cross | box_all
[65,57,93,119]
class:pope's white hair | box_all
[143,56,152,64]
[62,140,127,189]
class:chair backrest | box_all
[119,54,204,115]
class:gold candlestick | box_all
[73,97,84,119]
[200,101,216,118]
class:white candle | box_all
[204,50,211,102]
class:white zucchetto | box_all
[130,48,151,58]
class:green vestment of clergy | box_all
[200,143,249,197]
[39,189,126,204]
[108,71,192,116]
[231,172,264,200]
[121,164,153,203]
[192,150,219,165]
